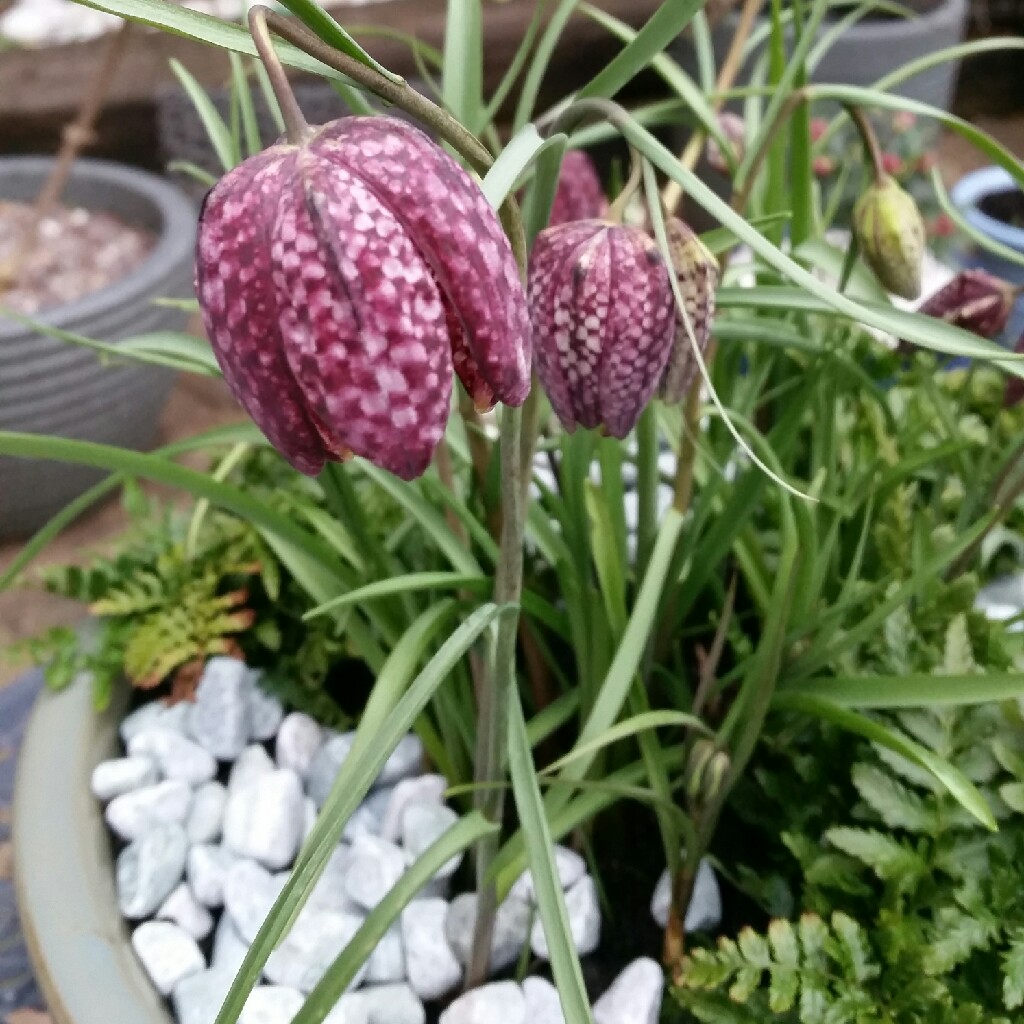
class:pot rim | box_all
[950,166,1024,252]
[0,156,197,344]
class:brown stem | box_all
[249,8,312,145]
[661,0,767,215]
[0,20,131,290]
[846,103,886,185]
[671,339,717,514]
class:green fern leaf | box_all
[851,762,936,833]
[939,613,976,676]
[922,906,994,974]
[824,827,927,888]
[829,911,878,985]
[1002,930,1024,1009]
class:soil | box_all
[0,199,153,316]
[978,187,1024,231]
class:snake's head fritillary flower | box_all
[548,150,608,227]
[529,220,676,438]
[659,218,719,403]
[196,116,531,481]
[853,174,925,300]
[918,269,1015,340]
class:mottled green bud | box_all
[700,751,732,803]
[852,174,926,300]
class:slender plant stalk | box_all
[661,0,766,215]
[467,403,526,989]
[249,8,313,144]
[847,103,886,184]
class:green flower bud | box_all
[700,751,731,803]
[685,740,717,801]
[852,174,926,300]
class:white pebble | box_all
[439,981,525,1024]
[91,756,159,802]
[650,858,721,932]
[223,770,306,869]
[592,958,664,1024]
[246,673,285,741]
[345,834,408,911]
[106,779,192,842]
[401,803,462,879]
[523,977,565,1024]
[189,657,251,760]
[510,845,586,903]
[157,882,215,941]
[120,700,190,745]
[307,733,357,808]
[128,728,217,785]
[402,898,462,1001]
[117,823,188,919]
[131,920,205,996]
[380,774,447,842]
[531,875,600,959]
[229,745,276,793]
[275,713,324,778]
[187,844,237,908]
[187,782,227,844]
[378,734,424,787]
[239,986,305,1024]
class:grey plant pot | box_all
[672,0,969,111]
[14,674,173,1024]
[0,157,197,541]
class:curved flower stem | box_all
[846,103,886,186]
[254,7,528,274]
[606,146,644,224]
[249,8,312,145]
[467,402,525,989]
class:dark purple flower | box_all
[548,151,607,227]
[529,219,676,438]
[918,269,1015,340]
[196,116,531,480]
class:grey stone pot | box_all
[14,674,173,1024]
[673,0,969,110]
[0,157,196,541]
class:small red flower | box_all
[892,110,917,132]
[529,220,676,437]
[812,156,835,177]
[549,151,608,227]
[809,118,828,143]
[196,116,531,480]
[929,213,956,238]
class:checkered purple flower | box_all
[196,116,531,480]
[529,219,676,438]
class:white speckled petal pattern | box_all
[529,219,675,438]
[271,150,453,481]
[311,117,532,409]
[195,146,329,475]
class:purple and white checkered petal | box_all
[310,117,531,409]
[528,221,611,432]
[549,150,608,227]
[599,228,676,438]
[268,150,452,481]
[195,146,328,476]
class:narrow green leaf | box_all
[578,0,710,101]
[356,464,482,574]
[513,0,577,132]
[228,52,262,157]
[216,602,502,1024]
[508,690,594,1024]
[166,160,218,187]
[482,0,548,125]
[481,125,564,210]
[274,0,403,82]
[782,673,1024,708]
[585,482,628,635]
[0,311,221,377]
[304,572,489,620]
[289,813,498,1024]
[170,58,237,171]
[559,509,686,786]
[776,694,996,830]
[443,0,483,129]
[542,710,710,775]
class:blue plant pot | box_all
[950,166,1024,346]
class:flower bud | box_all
[918,269,1015,340]
[529,219,676,438]
[549,150,608,227]
[685,740,717,801]
[700,751,731,803]
[196,116,530,480]
[705,112,745,175]
[659,218,719,403]
[852,174,926,300]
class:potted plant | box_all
[4,1,1024,1023]
[0,22,197,541]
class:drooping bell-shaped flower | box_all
[659,218,719,403]
[529,219,676,438]
[852,173,925,300]
[918,269,1015,340]
[196,116,531,481]
[548,151,608,227]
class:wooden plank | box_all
[0,0,663,120]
